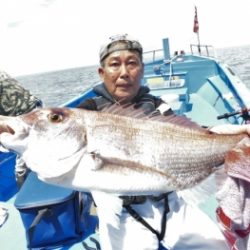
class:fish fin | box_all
[88,151,104,170]
[178,166,226,207]
[91,191,123,229]
[102,103,208,132]
[225,137,250,182]
[82,152,104,170]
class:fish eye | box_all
[48,113,64,123]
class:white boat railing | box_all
[190,44,217,57]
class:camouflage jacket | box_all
[0,71,42,116]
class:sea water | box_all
[16,65,100,107]
[16,45,250,107]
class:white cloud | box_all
[0,0,249,76]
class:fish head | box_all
[0,108,88,178]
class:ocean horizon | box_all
[15,44,250,107]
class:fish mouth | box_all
[0,115,23,135]
[0,116,30,155]
[0,125,15,135]
[0,117,28,138]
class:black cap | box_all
[99,34,143,62]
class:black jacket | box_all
[77,83,173,115]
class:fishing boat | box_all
[1,37,250,249]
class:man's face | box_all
[98,50,144,103]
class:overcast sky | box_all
[0,0,250,76]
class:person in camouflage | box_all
[0,70,42,186]
[0,71,42,116]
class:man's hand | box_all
[210,124,250,135]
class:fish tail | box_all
[225,137,250,182]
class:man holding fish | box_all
[77,35,247,250]
[1,35,250,249]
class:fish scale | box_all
[85,111,241,170]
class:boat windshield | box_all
[145,75,185,89]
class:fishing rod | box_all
[217,107,250,122]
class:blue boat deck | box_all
[1,198,26,249]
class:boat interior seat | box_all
[186,93,230,127]
[197,79,222,107]
[196,75,238,117]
